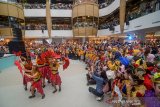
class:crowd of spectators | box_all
[74,0,98,4]
[99,0,160,30]
[51,3,72,9]
[23,0,116,9]
[24,3,72,9]
[25,24,47,30]
[99,0,115,9]
[24,4,46,9]
[52,24,72,30]
[25,23,72,30]
[99,18,119,30]
[74,22,98,28]
[127,0,160,21]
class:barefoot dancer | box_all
[36,54,46,87]
[49,58,62,93]
[24,65,45,99]
[22,58,33,90]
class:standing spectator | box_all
[150,0,156,12]
[41,25,44,33]
[155,0,160,11]
[140,2,146,16]
[146,2,151,14]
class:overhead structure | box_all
[46,0,52,38]
[72,0,99,37]
[0,1,25,38]
[0,1,26,56]
[120,0,126,34]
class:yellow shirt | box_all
[80,50,84,56]
[133,49,140,56]
[131,85,146,97]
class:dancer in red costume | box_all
[36,54,46,87]
[24,65,45,99]
[22,57,33,90]
[49,58,62,93]
[44,57,52,83]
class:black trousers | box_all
[89,87,103,97]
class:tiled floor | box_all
[0,60,112,107]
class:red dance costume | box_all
[37,58,46,78]
[14,60,23,76]
[23,61,33,85]
[44,59,52,81]
[50,63,62,86]
[31,71,44,95]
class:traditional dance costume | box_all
[37,57,46,87]
[50,63,62,86]
[23,60,33,90]
[37,58,46,78]
[44,58,52,82]
[31,71,44,96]
[27,70,45,99]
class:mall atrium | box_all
[0,0,160,107]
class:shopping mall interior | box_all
[0,0,160,107]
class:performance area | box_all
[0,60,109,107]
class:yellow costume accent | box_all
[131,85,146,97]
[135,59,141,66]
[107,61,115,71]
[115,60,120,66]
[133,49,140,56]
[154,73,160,83]
[112,47,117,52]
[143,61,147,69]
[114,65,119,71]
[50,62,59,74]
[33,71,41,82]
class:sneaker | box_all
[96,96,103,101]
[29,95,35,99]
[42,94,45,99]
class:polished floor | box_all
[0,60,112,107]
